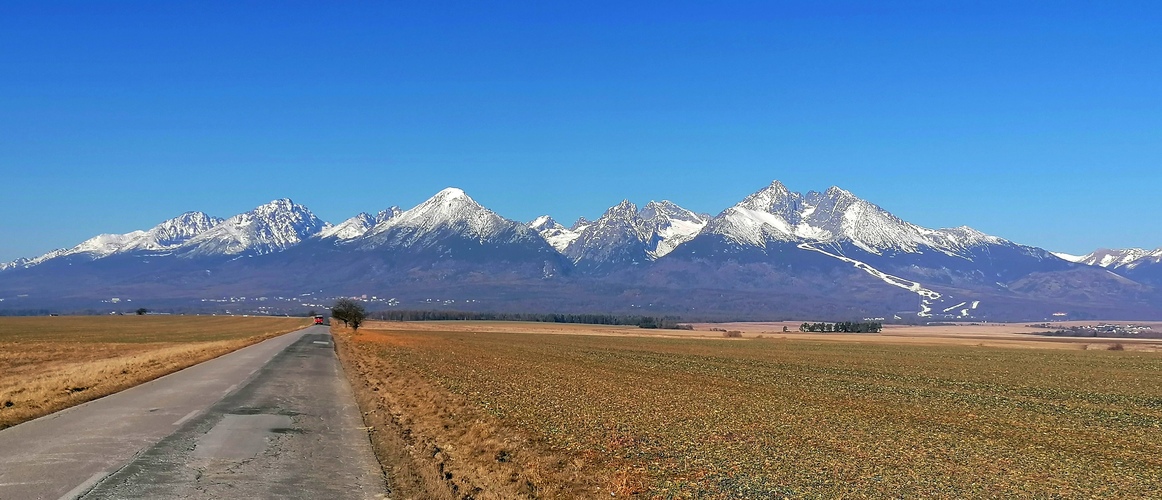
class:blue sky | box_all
[2,1,1160,261]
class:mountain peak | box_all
[179,199,326,257]
[375,207,401,224]
[258,198,294,210]
[357,187,535,248]
[766,180,788,191]
[529,215,560,231]
[643,200,673,208]
[318,212,376,240]
[559,198,709,263]
[603,200,638,218]
[1072,247,1162,269]
[738,180,796,210]
[824,186,854,199]
[529,216,579,252]
[434,187,467,200]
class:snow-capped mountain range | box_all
[3,181,1160,320]
[534,200,710,265]
[701,182,1016,258]
[0,211,223,269]
[1054,248,1162,270]
[356,188,548,251]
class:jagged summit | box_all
[557,199,709,264]
[2,211,224,268]
[179,199,326,257]
[528,216,579,252]
[3,181,1158,321]
[702,180,1024,258]
[147,212,224,247]
[376,207,402,224]
[529,215,558,231]
[318,213,376,240]
[1069,247,1162,270]
[318,206,402,241]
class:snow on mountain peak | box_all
[738,180,795,212]
[704,181,1022,258]
[1071,247,1162,270]
[179,199,326,257]
[376,207,401,224]
[529,215,558,231]
[706,181,802,247]
[529,216,581,252]
[638,201,709,258]
[434,187,467,201]
[318,213,375,240]
[824,185,854,198]
[639,200,704,222]
[558,198,708,262]
[317,207,402,241]
[2,211,225,268]
[606,200,638,218]
[358,188,535,249]
[570,217,592,231]
[144,212,224,247]
[934,226,1004,247]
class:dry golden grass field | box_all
[336,320,1162,499]
[0,315,309,429]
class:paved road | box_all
[0,325,386,499]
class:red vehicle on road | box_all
[314,315,324,325]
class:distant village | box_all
[1029,323,1160,339]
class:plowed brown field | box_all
[337,321,1162,498]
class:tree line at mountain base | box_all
[370,309,692,330]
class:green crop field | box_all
[341,326,1162,498]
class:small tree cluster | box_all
[331,298,367,331]
[799,321,882,333]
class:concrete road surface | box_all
[0,325,386,499]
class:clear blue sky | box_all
[2,1,1160,261]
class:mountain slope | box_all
[357,188,552,253]
[177,199,326,258]
[559,200,708,266]
[1,182,1158,321]
[1071,248,1162,270]
[529,216,582,253]
[316,207,400,241]
[2,211,223,269]
[668,181,1116,319]
[1063,247,1162,287]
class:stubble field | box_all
[0,315,309,429]
[336,321,1162,498]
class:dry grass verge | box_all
[337,322,1162,498]
[0,316,308,429]
[334,325,608,499]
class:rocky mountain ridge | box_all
[2,182,1159,320]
